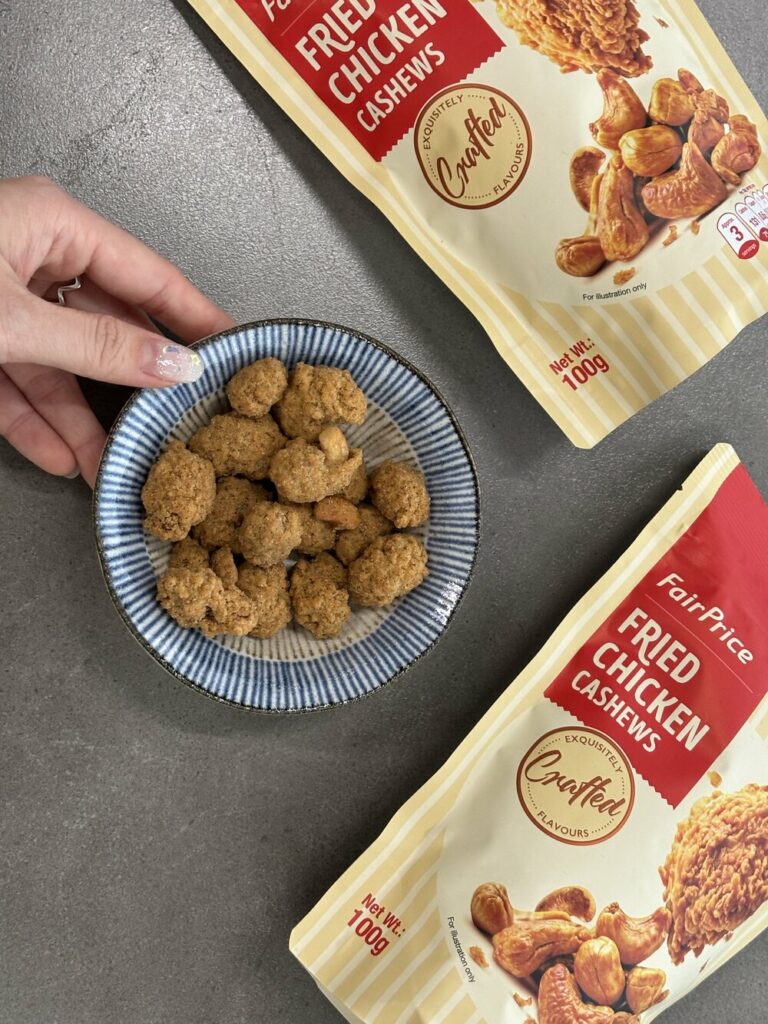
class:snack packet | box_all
[185,0,768,447]
[289,443,768,1022]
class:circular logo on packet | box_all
[413,84,532,210]
[516,728,635,846]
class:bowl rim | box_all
[92,317,481,714]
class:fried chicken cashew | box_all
[290,552,350,639]
[696,88,730,124]
[269,438,363,504]
[193,476,270,552]
[226,357,288,418]
[688,108,725,155]
[537,963,615,1024]
[711,115,761,186]
[188,413,286,480]
[493,920,592,978]
[556,172,606,278]
[157,567,225,630]
[348,534,428,607]
[317,425,349,466]
[142,440,216,542]
[619,125,682,177]
[590,69,647,150]
[280,500,337,556]
[237,501,303,567]
[158,561,265,637]
[237,563,292,639]
[598,156,650,262]
[370,460,430,529]
[648,77,697,126]
[274,363,367,441]
[199,586,263,638]
[570,146,607,212]
[315,495,361,531]
[335,504,394,566]
[210,546,238,589]
[168,535,211,571]
[339,459,369,505]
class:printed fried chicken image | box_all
[494,0,652,77]
[660,784,768,964]
[156,567,225,630]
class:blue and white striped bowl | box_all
[94,320,479,712]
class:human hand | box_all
[0,176,235,486]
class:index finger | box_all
[84,214,237,342]
[10,178,236,343]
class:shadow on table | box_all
[79,378,134,433]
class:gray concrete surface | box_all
[1,2,767,1022]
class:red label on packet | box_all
[234,0,504,159]
[546,465,768,807]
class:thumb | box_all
[3,295,204,387]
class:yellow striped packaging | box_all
[185,0,767,446]
[289,444,768,1022]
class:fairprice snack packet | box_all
[185,1,768,447]
[289,444,768,1023]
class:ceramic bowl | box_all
[94,320,479,711]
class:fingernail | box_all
[65,469,80,479]
[144,343,203,384]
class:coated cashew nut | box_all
[536,885,597,922]
[471,882,572,937]
[677,67,704,95]
[696,88,730,124]
[596,903,671,965]
[574,937,625,1006]
[688,108,725,154]
[598,156,649,262]
[641,142,727,219]
[625,966,668,1014]
[538,964,615,1024]
[470,883,514,935]
[649,77,696,126]
[619,125,683,177]
[570,147,607,211]
[493,920,591,977]
[318,426,350,467]
[590,69,647,150]
[556,173,606,277]
[711,115,761,185]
